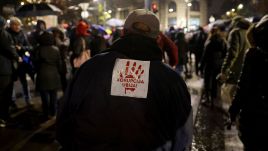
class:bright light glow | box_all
[226,11,231,16]
[93,0,98,2]
[185,0,189,3]
[81,11,89,18]
[20,2,25,5]
[231,8,235,12]
[187,3,192,7]
[209,16,215,23]
[238,4,244,10]
[7,19,10,24]
[168,8,174,13]
[108,10,112,14]
[32,20,37,26]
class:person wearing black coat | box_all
[34,31,62,119]
[0,16,21,127]
[175,30,189,76]
[7,17,34,105]
[200,27,227,106]
[229,15,268,151]
[56,9,192,151]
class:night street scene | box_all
[0,0,268,151]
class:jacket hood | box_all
[236,19,251,29]
[110,34,162,61]
[39,31,55,46]
[231,16,251,30]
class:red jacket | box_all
[157,32,178,66]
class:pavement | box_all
[0,74,244,151]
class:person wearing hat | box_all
[0,16,21,127]
[229,15,268,151]
[69,20,91,74]
[56,9,192,151]
[7,17,34,107]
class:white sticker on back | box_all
[111,59,150,98]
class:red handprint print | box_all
[119,61,145,94]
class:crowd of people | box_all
[0,8,267,150]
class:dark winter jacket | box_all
[175,32,188,66]
[0,28,20,76]
[7,28,33,55]
[56,34,192,151]
[200,34,227,72]
[34,32,62,91]
[229,47,268,130]
[221,19,250,84]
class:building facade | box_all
[158,0,208,30]
[112,0,207,30]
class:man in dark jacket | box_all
[7,17,34,106]
[57,9,192,151]
[0,16,21,127]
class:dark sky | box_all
[207,0,259,18]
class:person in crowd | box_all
[34,31,62,120]
[110,26,122,43]
[157,32,178,67]
[89,27,107,57]
[52,27,70,92]
[229,15,268,151]
[28,20,47,48]
[0,16,21,127]
[200,26,227,107]
[174,29,190,77]
[166,26,177,42]
[7,17,34,106]
[191,26,207,76]
[57,9,192,151]
[69,20,91,74]
[218,16,251,100]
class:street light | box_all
[226,11,231,16]
[231,8,235,12]
[209,16,215,23]
[238,4,244,10]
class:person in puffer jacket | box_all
[57,9,192,151]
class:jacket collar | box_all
[110,34,162,61]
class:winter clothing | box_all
[57,34,192,151]
[229,15,268,151]
[34,32,61,118]
[191,27,207,75]
[7,28,34,102]
[158,32,178,67]
[221,18,251,84]
[34,32,62,91]
[229,47,268,150]
[200,33,227,102]
[0,18,20,121]
[0,29,20,76]
[175,31,189,75]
